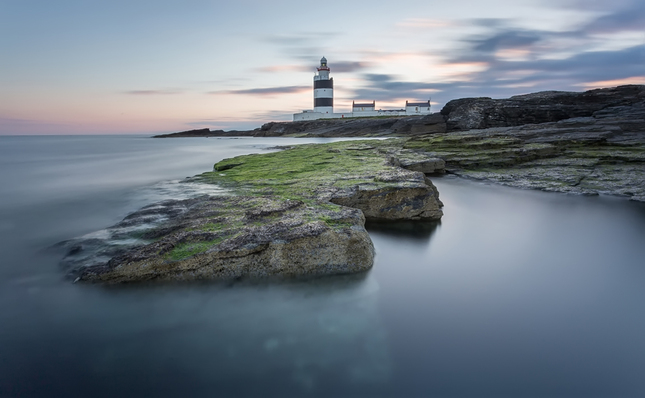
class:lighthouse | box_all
[313,56,333,113]
[293,56,431,121]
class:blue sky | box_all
[0,0,643,134]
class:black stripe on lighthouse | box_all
[314,98,333,107]
[314,80,333,89]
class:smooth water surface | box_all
[1,135,644,397]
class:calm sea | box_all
[1,135,644,397]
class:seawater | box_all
[0,135,644,397]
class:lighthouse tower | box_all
[313,56,333,114]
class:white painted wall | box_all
[405,105,431,114]
[313,89,333,98]
[293,111,353,121]
[293,112,324,121]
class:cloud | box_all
[489,44,645,84]
[453,24,584,64]
[212,85,310,96]
[329,61,371,73]
[554,0,639,12]
[440,7,644,86]
[576,76,645,89]
[364,74,397,83]
[350,74,439,102]
[255,61,370,74]
[582,5,645,34]
[467,30,543,54]
[345,40,644,112]
[261,33,343,63]
[547,0,644,34]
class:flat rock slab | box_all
[67,196,374,283]
[198,140,444,221]
[406,95,645,201]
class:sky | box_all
[0,0,643,135]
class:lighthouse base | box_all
[293,107,431,121]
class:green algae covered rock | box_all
[404,105,645,201]
[77,196,374,283]
[196,140,444,221]
[68,140,444,283]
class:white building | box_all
[294,57,432,121]
[353,101,375,113]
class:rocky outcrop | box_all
[152,128,222,138]
[255,113,447,137]
[199,140,445,221]
[388,148,446,173]
[406,93,645,201]
[330,184,443,221]
[153,128,258,138]
[67,196,374,283]
[440,85,645,131]
[63,140,444,283]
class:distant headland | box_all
[155,84,645,139]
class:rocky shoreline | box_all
[409,85,645,201]
[62,141,445,283]
[61,85,644,283]
[156,85,644,201]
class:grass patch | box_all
[165,239,224,261]
[195,140,406,200]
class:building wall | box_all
[293,112,351,121]
[293,107,433,120]
[293,112,324,121]
[406,105,431,114]
[353,110,380,117]
[353,107,375,113]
